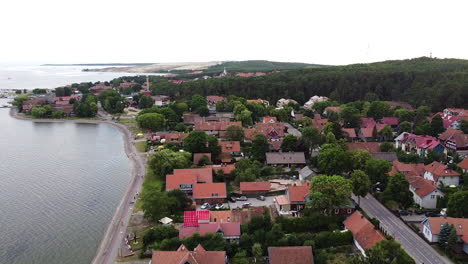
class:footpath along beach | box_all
[10,108,146,264]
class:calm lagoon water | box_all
[0,102,132,263]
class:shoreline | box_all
[9,108,146,264]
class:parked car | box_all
[229,197,237,203]
[425,211,440,217]
[215,203,224,210]
[440,208,447,216]
[201,203,211,209]
[398,210,410,216]
[242,202,252,208]
[414,210,426,215]
[257,195,266,201]
[236,196,248,201]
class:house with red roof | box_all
[151,244,226,264]
[210,210,233,223]
[206,96,227,111]
[90,82,111,95]
[219,141,241,155]
[274,183,310,217]
[346,142,380,153]
[153,95,171,107]
[263,116,277,123]
[147,132,188,144]
[342,128,358,140]
[179,222,241,241]
[459,158,468,173]
[192,182,226,205]
[166,168,213,194]
[343,211,386,256]
[194,121,242,136]
[389,161,443,209]
[423,161,460,187]
[323,106,341,115]
[244,122,286,151]
[394,132,446,158]
[422,217,468,254]
[267,246,314,264]
[183,210,210,227]
[205,164,236,176]
[240,182,271,195]
[311,114,328,132]
[246,98,269,106]
[379,117,399,128]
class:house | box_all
[431,111,467,130]
[206,96,227,111]
[423,161,460,186]
[266,152,306,167]
[166,168,213,193]
[183,210,210,227]
[294,114,304,121]
[346,142,380,153]
[193,153,212,165]
[205,164,236,176]
[422,217,468,254]
[311,114,328,132]
[379,117,399,129]
[343,128,358,140]
[263,116,277,123]
[151,244,226,264]
[394,132,446,158]
[245,123,286,150]
[219,141,241,155]
[147,132,188,143]
[459,158,468,173]
[239,182,271,195]
[276,98,298,108]
[192,182,227,205]
[231,207,266,224]
[274,183,310,217]
[153,95,171,107]
[343,211,386,256]
[219,152,233,163]
[299,166,316,182]
[179,222,241,241]
[444,133,468,153]
[267,246,314,264]
[389,161,443,208]
[194,121,242,136]
[246,98,269,106]
[21,98,44,112]
[303,95,329,109]
[89,82,111,95]
[210,210,233,223]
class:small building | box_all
[346,142,380,153]
[153,95,171,107]
[192,182,227,205]
[299,166,316,182]
[394,132,446,158]
[422,217,468,254]
[179,222,241,242]
[239,182,271,195]
[267,246,314,264]
[219,141,241,155]
[423,161,460,187]
[343,211,386,256]
[266,152,306,167]
[151,244,226,264]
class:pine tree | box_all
[438,223,452,248]
[447,224,458,251]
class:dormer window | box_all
[212,193,218,197]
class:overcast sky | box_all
[1,0,468,65]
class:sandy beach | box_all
[10,108,146,264]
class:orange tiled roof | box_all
[268,246,313,264]
[193,183,227,199]
[152,244,226,264]
[426,217,468,243]
[424,161,460,181]
[288,183,310,203]
[343,211,386,249]
[459,158,468,170]
[240,182,271,192]
[220,141,241,152]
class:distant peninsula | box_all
[41,63,157,66]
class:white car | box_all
[201,203,211,209]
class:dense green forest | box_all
[151,57,468,111]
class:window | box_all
[431,195,435,199]
[347,209,352,214]
[212,193,218,197]
[334,209,340,214]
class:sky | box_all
[1,0,468,65]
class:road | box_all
[285,123,302,137]
[92,110,147,264]
[356,194,452,264]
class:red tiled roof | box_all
[380,117,399,126]
[401,133,442,150]
[205,164,235,175]
[240,182,271,192]
[263,116,278,123]
[210,211,233,223]
[389,160,425,177]
[360,117,376,128]
[173,168,213,183]
[220,141,241,152]
[268,246,313,264]
[152,244,226,264]
[360,126,375,138]
[206,96,226,104]
[179,222,241,239]
[275,195,290,206]
[288,183,310,203]
[193,153,212,165]
[166,174,197,191]
[459,158,468,170]
[438,129,462,141]
[219,152,232,163]
[342,128,357,138]
[346,142,380,153]
[446,133,468,149]
[408,176,438,198]
[193,183,227,199]
[147,132,188,143]
[194,121,242,131]
[426,217,468,243]
[424,161,460,181]
[343,211,386,249]
[184,210,210,227]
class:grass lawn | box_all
[118,118,143,134]
[135,141,147,152]
[133,165,163,213]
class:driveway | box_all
[356,194,452,264]
[228,196,275,209]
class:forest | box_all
[150,57,468,111]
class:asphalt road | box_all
[356,194,452,264]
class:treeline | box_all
[151,57,468,111]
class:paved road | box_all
[356,194,452,264]
[285,123,302,137]
[92,111,147,264]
